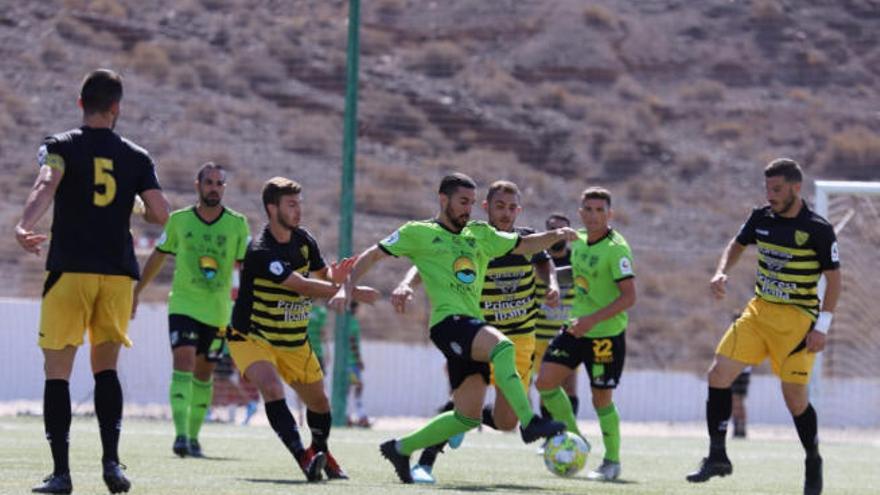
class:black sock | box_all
[793,404,820,459]
[707,387,732,460]
[438,400,454,413]
[418,441,446,467]
[306,409,331,453]
[540,404,550,420]
[265,399,304,457]
[94,370,123,464]
[44,380,71,475]
[481,406,497,430]
[568,395,580,416]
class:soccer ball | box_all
[543,431,590,477]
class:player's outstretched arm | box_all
[15,165,62,255]
[132,249,168,319]
[329,244,389,312]
[139,188,170,226]
[391,265,420,314]
[568,277,637,337]
[512,227,578,256]
[710,238,747,300]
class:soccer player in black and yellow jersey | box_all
[15,69,170,494]
[393,180,561,483]
[533,213,579,427]
[227,177,378,482]
[686,159,841,495]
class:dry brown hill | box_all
[1,0,878,373]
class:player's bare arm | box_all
[710,238,747,300]
[131,249,169,318]
[806,268,842,353]
[534,257,560,308]
[329,244,390,311]
[391,266,420,314]
[512,227,578,256]
[568,277,636,338]
[15,164,63,255]
[139,188,170,226]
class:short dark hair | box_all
[438,173,476,196]
[486,180,520,202]
[196,162,226,183]
[262,177,302,216]
[581,186,612,207]
[545,212,570,228]
[80,69,123,114]
[764,158,803,183]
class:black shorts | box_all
[543,329,626,389]
[429,315,490,390]
[168,314,225,363]
[731,368,752,396]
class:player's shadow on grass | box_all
[196,455,240,461]
[242,478,312,486]
[437,483,547,492]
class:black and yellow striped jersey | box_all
[735,202,839,318]
[480,226,549,336]
[535,251,574,341]
[40,127,161,279]
[232,225,327,348]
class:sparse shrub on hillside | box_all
[86,0,127,17]
[233,52,285,88]
[373,0,406,25]
[537,84,569,111]
[679,79,726,103]
[199,0,234,11]
[194,61,224,91]
[822,126,880,179]
[55,17,96,44]
[750,0,785,26]
[407,42,466,79]
[173,66,199,90]
[130,42,171,83]
[705,121,745,142]
[615,76,647,101]
[279,114,336,155]
[376,103,424,139]
[602,140,645,178]
[678,153,712,181]
[185,101,217,125]
[627,178,670,204]
[40,39,68,69]
[582,5,619,29]
[356,157,432,218]
[267,27,307,68]
[361,27,394,55]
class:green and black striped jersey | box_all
[480,226,550,336]
[735,202,840,319]
[535,251,574,341]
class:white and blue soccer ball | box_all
[543,431,590,477]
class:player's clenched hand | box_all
[805,330,826,353]
[544,286,560,308]
[710,272,728,300]
[390,283,414,313]
[15,225,48,255]
[567,315,597,338]
[353,286,381,304]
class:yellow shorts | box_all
[228,330,323,385]
[717,297,816,385]
[39,272,133,350]
[532,338,551,377]
[491,332,536,390]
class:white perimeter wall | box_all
[1,299,877,427]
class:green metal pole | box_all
[331,0,361,427]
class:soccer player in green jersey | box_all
[305,305,327,370]
[535,187,637,482]
[686,159,841,495]
[393,180,561,483]
[133,162,250,458]
[17,69,169,494]
[329,173,575,484]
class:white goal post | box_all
[812,180,880,406]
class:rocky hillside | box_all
[1,0,878,372]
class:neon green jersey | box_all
[156,207,250,327]
[569,228,634,338]
[379,220,519,327]
[306,305,327,360]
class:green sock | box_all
[399,411,479,455]
[597,402,620,462]
[490,340,534,426]
[188,378,213,441]
[539,387,581,436]
[170,371,192,437]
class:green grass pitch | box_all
[1,416,876,494]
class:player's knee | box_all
[591,390,612,409]
[257,381,285,402]
[307,394,331,413]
